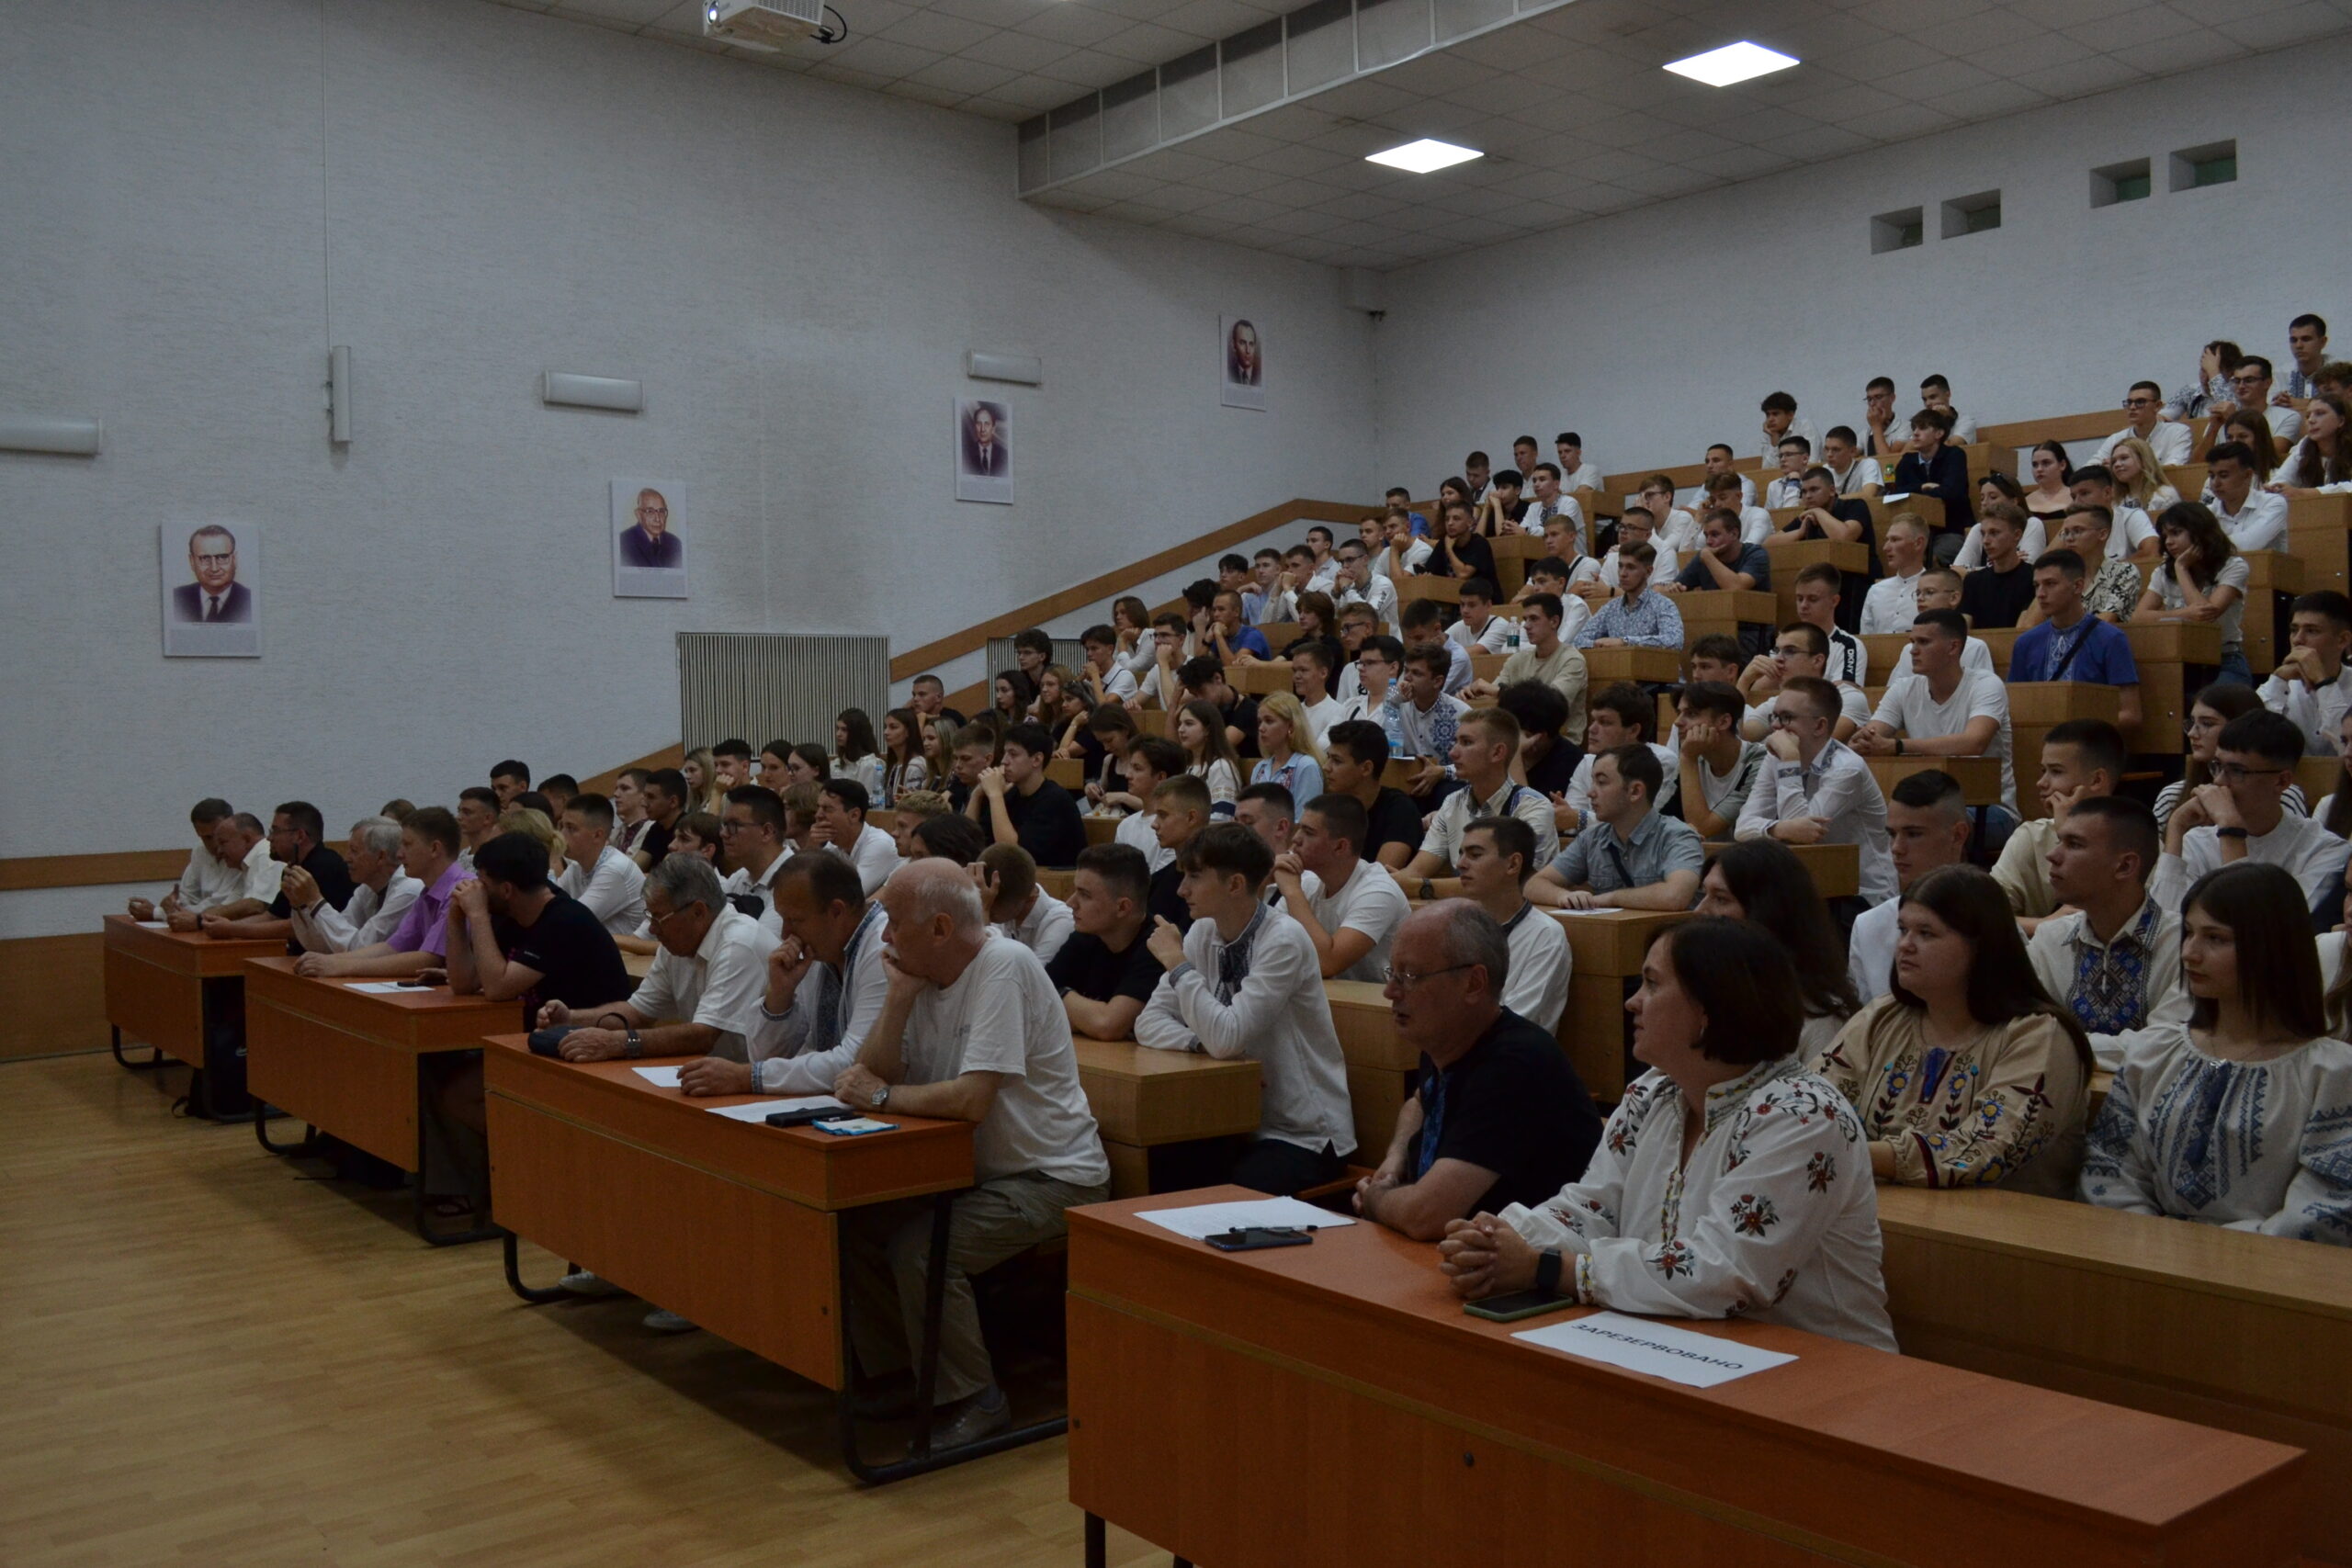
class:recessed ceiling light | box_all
[1663,40,1799,87]
[1365,138,1484,175]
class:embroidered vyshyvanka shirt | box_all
[1496,1056,1897,1351]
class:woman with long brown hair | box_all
[2133,501,2250,685]
[2154,679,2309,835]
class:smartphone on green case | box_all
[1463,1290,1573,1323]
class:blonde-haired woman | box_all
[2106,435,2181,517]
[681,747,725,815]
[1250,692,1326,805]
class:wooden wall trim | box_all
[578,743,685,797]
[0,850,189,892]
[885,497,1371,681]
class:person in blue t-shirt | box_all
[2010,548,2142,733]
[1204,589,1272,663]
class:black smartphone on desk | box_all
[1205,1226,1312,1252]
[1462,1290,1572,1323]
[764,1106,845,1129]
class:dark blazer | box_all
[171,581,253,623]
[619,525,682,569]
[961,433,1009,477]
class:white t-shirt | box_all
[1871,669,2015,810]
[1887,637,1996,680]
[830,820,902,897]
[1860,571,1921,637]
[1301,861,1411,983]
[1447,615,1514,655]
[996,887,1074,964]
[2095,422,2193,469]
[1113,807,1173,874]
[1652,507,1703,558]
[900,935,1109,1188]
[559,844,648,937]
[1847,895,1899,1003]
[2154,554,2250,654]
[628,906,782,1057]
[1502,906,1571,1032]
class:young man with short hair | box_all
[1956,504,2036,630]
[1450,818,1571,1031]
[1047,843,1164,1041]
[1329,537,1396,628]
[1289,641,1347,745]
[1917,373,1979,443]
[2152,709,2348,918]
[1853,609,2018,812]
[1178,655,1261,753]
[1115,736,1185,873]
[455,787,500,870]
[490,760,532,809]
[1519,462,1584,542]
[817,778,902,896]
[1666,509,1769,594]
[1558,682,1680,835]
[944,730,995,816]
[1530,746,1703,911]
[967,723,1087,868]
[1595,506,1676,589]
[2040,507,2144,624]
[2260,590,2352,755]
[2064,464,2159,561]
[1758,389,1815,466]
[198,802,349,944]
[1734,676,1897,902]
[1860,511,1929,635]
[130,797,242,921]
[977,842,1072,964]
[1737,622,1871,741]
[1762,434,1811,511]
[1888,569,1997,677]
[1670,681,1766,840]
[2096,379,2194,468]
[2029,796,2189,1071]
[1848,770,1970,1001]
[1341,632,1403,723]
[1446,577,1514,655]
[1464,592,1587,739]
[632,768,688,868]
[1495,679,1581,799]
[1272,793,1411,981]
[1145,775,1211,930]
[1555,432,1602,497]
[1820,424,1883,499]
[1233,782,1296,861]
[1643,471,1706,556]
[1136,823,1356,1196]
[1572,542,1684,649]
[1397,706,1559,882]
[2206,441,2289,551]
[2211,355,2302,445]
[1992,718,2125,929]
[1425,499,1498,584]
[1892,405,1975,542]
[1077,623,1138,705]
[1792,560,1866,678]
[1322,720,1425,872]
[1700,470,1774,547]
[2283,314,2331,403]
[1380,643,1474,778]
[557,791,650,936]
[1684,634,1744,687]
[1205,590,1272,664]
[2007,552,2143,732]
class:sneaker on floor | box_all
[559,1269,623,1297]
[643,1308,697,1333]
[927,1388,1012,1450]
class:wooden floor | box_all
[1,1051,1161,1568]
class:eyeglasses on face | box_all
[1383,963,1474,988]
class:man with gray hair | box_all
[290,817,422,953]
[1352,902,1602,1241]
[164,812,278,931]
[832,859,1109,1453]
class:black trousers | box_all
[1229,1137,1346,1197]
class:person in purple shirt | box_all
[293,806,468,978]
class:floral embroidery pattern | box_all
[1804,1152,1836,1192]
[1729,1194,1778,1236]
[1652,1238,1694,1280]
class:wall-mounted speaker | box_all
[966,351,1043,386]
[0,415,103,456]
[542,371,644,412]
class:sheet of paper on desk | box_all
[136,921,171,930]
[1136,1196,1355,1240]
[1551,907,1630,917]
[632,1066,683,1087]
[1512,1311,1797,1389]
[706,1095,849,1123]
[345,981,416,993]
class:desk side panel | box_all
[102,942,208,1066]
[245,988,420,1169]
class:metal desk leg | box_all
[110,1026,168,1070]
[253,1104,317,1156]
[1083,1513,1104,1568]
[502,1230,581,1304]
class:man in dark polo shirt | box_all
[969,722,1088,868]
[1353,902,1602,1239]
[1046,843,1164,1041]
[198,799,356,953]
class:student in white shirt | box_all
[702,850,894,1099]
[1917,373,1978,444]
[1697,471,1774,548]
[2205,443,2289,551]
[2061,465,2160,562]
[1445,578,1515,656]
[1794,562,1867,684]
[817,779,904,897]
[1396,599,1475,694]
[1737,621,1870,742]
[1761,434,1811,512]
[547,793,648,938]
[1635,475,1701,558]
[129,797,240,921]
[2096,380,2195,469]
[289,816,422,954]
[1699,446,1758,510]
[1671,681,1767,841]
[1859,511,1929,636]
[1452,816,1570,1031]
[1850,609,2017,812]
[1382,508,1433,579]
[2152,708,2349,917]
[1518,462,1585,542]
[1558,681,1681,837]
[834,859,1110,1449]
[1554,432,1604,502]
[1077,623,1139,705]
[1757,391,1815,468]
[2132,502,2253,686]
[1286,642,1347,748]
[1882,568,1997,680]
[2214,355,2303,446]
[1329,538,1396,629]
[1112,736,1182,874]
[1820,425,1884,499]
[2029,797,2189,1072]
[1398,705,1560,880]
[539,854,781,1064]
[976,842,1072,964]
[2260,590,2352,756]
[1736,676,1897,905]
[1848,769,1972,1003]
[1595,507,1678,590]
[1136,823,1356,1194]
[1271,792,1411,982]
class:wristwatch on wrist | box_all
[623,1028,644,1060]
[869,1084,891,1111]
[2215,825,2250,839]
[1534,1248,1564,1298]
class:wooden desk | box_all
[1768,493,1944,534]
[1878,1186,2352,1562]
[1082,814,1123,845]
[1578,645,1681,685]
[1396,576,1460,605]
[482,1034,1032,1483]
[1862,626,2018,679]
[2120,621,2221,755]
[2289,495,2352,596]
[1979,408,2120,449]
[1408,841,1858,905]
[2007,682,2120,820]
[243,957,520,1243]
[1546,907,1691,1100]
[1046,758,1086,788]
[1868,753,2003,807]
[1073,1038,1261,1199]
[1486,533,1550,597]
[1322,979,1417,1160]
[2244,549,2306,676]
[1069,1187,2305,1568]
[100,915,283,1100]
[1230,659,1294,695]
[1768,539,1870,626]
[2298,755,2342,806]
[1670,588,1777,646]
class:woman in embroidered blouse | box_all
[877,707,926,808]
[1439,918,1896,1350]
[1696,839,1860,1057]
[1816,864,2091,1197]
[2084,863,2352,1244]
[1250,694,1325,806]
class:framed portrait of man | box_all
[955,399,1012,504]
[1221,316,1265,411]
[161,523,261,658]
[612,479,689,598]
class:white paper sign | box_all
[1512,1311,1797,1389]
[632,1066,683,1087]
[706,1095,849,1123]
[344,981,417,994]
[1135,1196,1353,1240]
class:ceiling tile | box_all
[953,28,1075,70]
[880,8,1001,52]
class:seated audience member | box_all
[2158,682,2310,834]
[443,829,628,1031]
[2262,590,2352,755]
[2154,710,2348,920]
[1852,610,2018,813]
[489,760,531,808]
[912,811,988,868]
[1497,680,1581,800]
[1073,703,1135,798]
[455,787,500,872]
[888,789,950,862]
[2098,380,2195,468]
[831,860,1108,1446]
[1380,507,1434,576]
[1954,504,2036,630]
[1736,676,1897,905]
[943,726,995,814]
[816,779,900,896]
[1464,593,1588,731]
[976,842,1071,964]
[1860,512,1929,635]
[1075,624,1139,708]
[1340,630,1400,719]
[2213,355,2304,445]
[1452,818,1571,1031]
[1144,775,1211,929]
[199,802,352,943]
[1396,598,1473,694]
[1178,656,1261,754]
[1684,634,1745,687]
[609,768,656,863]
[1573,542,1684,650]
[1993,718,2125,927]
[707,744,750,799]
[910,671,967,727]
[2276,391,2352,497]
[1287,643,1347,745]
[1424,499,1499,584]
[130,797,241,920]
[1109,736,1183,872]
[1762,434,1811,511]
[632,768,688,868]
[1250,694,1325,807]
[1737,623,1871,742]
[2083,862,2352,1243]
[1688,454,1749,527]
[1321,720,1424,872]
[553,792,648,937]
[1272,793,1411,981]
[876,708,931,807]
[1329,538,1398,630]
[1698,471,1773,547]
[2007,550,2143,728]
[967,723,1087,867]
[1861,373,1903,457]
[1951,485,2044,570]
[499,805,564,884]
[291,817,421,955]
[1475,468,1527,536]
[2133,502,2252,686]
[725,849,891,1097]
[1532,746,1702,911]
[2062,465,2159,561]
[1917,373,1979,443]
[1595,505,1677,589]
[1765,467,1877,578]
[1136,824,1356,1195]
[2029,796,2188,1072]
[1849,770,1970,1003]
[1330,603,1380,699]
[673,809,729,863]
[1820,424,1883,499]
[1518,462,1584,543]
[1234,781,1296,866]
[1554,432,1602,501]
[294,807,466,978]
[2030,507,2144,624]
[1441,918,1895,1348]
[1399,706,1559,882]
[1757,389,1815,466]
[2205,441,2289,551]
[1671,681,1765,841]
[715,784,791,934]
[1560,682,1680,834]
[1893,406,1976,549]
[1173,697,1249,813]
[1817,864,2091,1197]
[1667,509,1769,594]
[1792,561,1868,677]
[164,811,278,931]
[1354,902,1600,1241]
[1380,644,1473,789]
[1699,838,1863,1055]
[1444,578,1513,655]
[1047,843,1164,1041]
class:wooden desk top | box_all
[1396,576,1460,604]
[1578,645,1681,683]
[1073,1038,1261,1146]
[1769,494,1946,531]
[102,913,282,976]
[1068,1187,2305,1560]
[1411,842,1858,903]
[1869,753,2002,805]
[1668,588,1778,626]
[2297,755,2343,803]
[1229,660,1293,695]
[1765,537,1871,571]
[1323,980,1414,1071]
[242,956,522,1050]
[2007,681,2121,725]
[482,1033,973,1212]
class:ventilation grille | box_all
[676,632,889,751]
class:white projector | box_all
[702,0,823,50]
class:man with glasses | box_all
[2095,380,2193,468]
[171,525,253,624]
[2152,709,2347,919]
[1734,676,1896,905]
[1738,623,1870,741]
[1350,901,1601,1241]
[718,784,790,933]
[618,488,681,569]
[2209,355,2304,446]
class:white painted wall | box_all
[1372,36,2347,491]
[0,0,1375,904]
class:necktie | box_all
[207,594,221,622]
